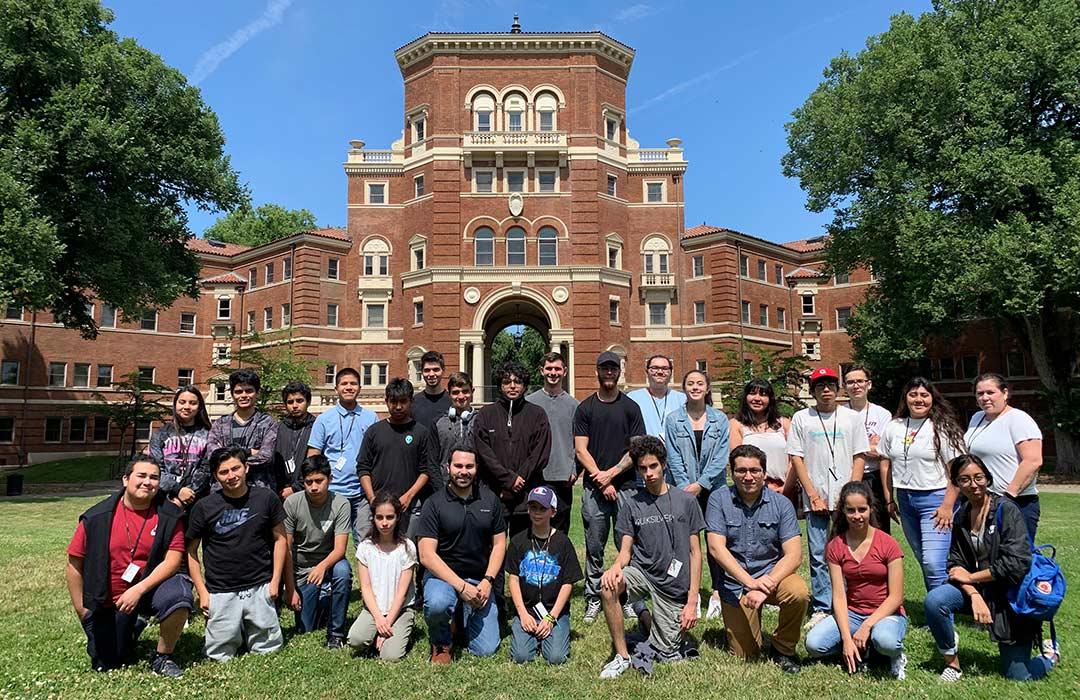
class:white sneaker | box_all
[890,652,908,680]
[939,665,962,682]
[622,602,638,620]
[1042,638,1060,664]
[583,598,602,623]
[803,610,829,631]
[599,654,631,679]
[706,597,722,620]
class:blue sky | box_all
[105,0,931,244]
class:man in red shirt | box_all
[65,456,190,676]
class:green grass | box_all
[1,490,1077,700]
[1,455,116,488]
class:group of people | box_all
[65,350,1061,684]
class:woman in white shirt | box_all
[729,378,792,490]
[879,377,965,592]
[964,373,1043,544]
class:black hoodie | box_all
[473,393,551,514]
[274,413,316,493]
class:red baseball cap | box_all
[808,367,840,386]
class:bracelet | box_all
[458,581,467,594]
[543,614,556,624]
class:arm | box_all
[473,414,515,491]
[681,532,702,631]
[507,574,536,635]
[65,555,87,619]
[205,420,225,455]
[664,418,690,488]
[706,532,759,590]
[791,455,826,511]
[306,417,325,458]
[769,535,804,583]
[247,417,277,467]
[933,482,960,531]
[518,411,552,484]
[114,549,183,613]
[600,533,635,592]
[401,471,429,511]
[729,420,744,449]
[149,430,178,497]
[574,435,603,480]
[476,531,507,605]
[859,557,905,630]
[384,561,415,629]
[1007,439,1043,497]
[418,537,466,594]
[283,534,299,610]
[269,522,287,599]
[879,457,895,516]
[698,417,730,490]
[829,561,859,672]
[850,454,865,483]
[306,533,349,586]
[186,539,210,614]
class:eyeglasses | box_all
[956,473,988,487]
[647,366,672,373]
[844,379,868,386]
[733,467,765,477]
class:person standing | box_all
[434,371,476,490]
[627,354,687,440]
[474,361,552,537]
[206,369,277,490]
[574,351,646,623]
[526,352,580,534]
[412,350,451,433]
[308,367,379,545]
[274,380,316,499]
[149,386,212,511]
[843,367,893,534]
[729,379,792,490]
[788,367,869,627]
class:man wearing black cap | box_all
[573,351,646,623]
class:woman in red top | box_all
[805,481,908,679]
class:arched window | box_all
[362,237,391,276]
[474,227,494,266]
[505,93,526,132]
[472,93,495,132]
[642,235,671,275]
[535,92,558,132]
[538,227,558,266]
[506,227,526,266]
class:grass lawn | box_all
[0,489,1077,700]
[1,455,117,488]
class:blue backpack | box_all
[996,505,1066,621]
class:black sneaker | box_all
[769,649,802,674]
[325,634,346,650]
[150,652,183,678]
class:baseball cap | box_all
[596,351,621,367]
[526,486,558,510]
[808,367,840,387]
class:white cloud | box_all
[615,4,656,22]
[190,0,293,86]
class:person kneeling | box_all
[65,456,191,677]
[348,491,417,661]
[506,486,582,664]
[599,436,704,678]
[805,481,908,679]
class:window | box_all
[835,271,850,285]
[536,92,557,131]
[73,363,90,387]
[739,255,749,277]
[414,175,425,198]
[216,297,231,320]
[609,298,620,324]
[474,227,494,266]
[362,362,389,387]
[836,307,852,330]
[696,359,708,373]
[366,303,385,329]
[135,420,152,442]
[473,93,495,132]
[538,227,558,266]
[537,169,557,193]
[177,369,194,388]
[506,169,525,193]
[99,304,116,328]
[48,362,66,387]
[93,416,110,442]
[214,345,230,363]
[213,383,227,402]
[1006,351,1026,377]
[414,118,425,141]
[44,417,63,443]
[648,302,667,326]
[757,260,766,280]
[802,294,816,315]
[180,312,196,334]
[414,301,424,325]
[774,264,784,285]
[803,340,819,359]
[777,308,787,329]
[642,236,671,275]
[692,255,704,278]
[248,268,257,288]
[605,117,618,141]
[607,174,617,197]
[137,367,155,385]
[368,183,385,204]
[327,257,340,280]
[1,360,18,385]
[96,365,113,387]
[283,256,293,279]
[324,364,336,385]
[539,110,554,131]
[646,182,663,203]
[0,416,12,443]
[140,310,157,331]
[474,169,494,193]
[477,110,491,131]
[961,354,979,379]
[281,303,291,327]
[4,305,21,320]
[326,304,339,327]
[507,110,523,132]
[263,307,273,330]
[694,301,706,325]
[363,239,390,276]
[246,311,256,333]
[759,304,769,326]
[607,246,620,269]
[264,262,275,285]
[935,357,957,381]
[741,301,751,324]
[413,247,425,270]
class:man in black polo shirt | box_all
[416,445,506,664]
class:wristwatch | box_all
[482,574,496,585]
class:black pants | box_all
[546,480,575,534]
[862,470,891,534]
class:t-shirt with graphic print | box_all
[615,486,705,602]
[504,527,582,612]
[187,485,285,593]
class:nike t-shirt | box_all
[187,486,285,593]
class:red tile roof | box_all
[307,227,350,242]
[683,224,742,239]
[786,266,828,280]
[781,236,829,253]
[683,224,830,255]
[200,271,246,285]
[187,238,249,256]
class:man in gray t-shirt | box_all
[283,456,352,647]
[598,436,704,678]
[525,352,580,533]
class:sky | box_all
[104,0,932,244]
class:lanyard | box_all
[290,423,309,461]
[817,410,839,481]
[650,391,668,426]
[338,411,357,453]
[902,417,927,466]
[967,414,991,447]
[122,502,152,558]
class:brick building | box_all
[0,24,1045,465]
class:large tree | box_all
[0,0,245,338]
[204,203,318,248]
[783,0,1080,471]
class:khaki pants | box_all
[347,609,414,662]
[720,573,808,659]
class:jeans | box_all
[546,481,574,534]
[806,511,832,613]
[294,559,352,638]
[897,488,954,592]
[805,610,908,659]
[925,583,1052,681]
[422,573,500,657]
[509,613,571,664]
[582,486,623,600]
[345,494,371,549]
[1011,494,1040,547]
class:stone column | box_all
[472,342,485,403]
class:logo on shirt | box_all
[634,513,674,526]
[213,507,253,535]
[519,550,561,588]
[320,520,332,533]
[405,434,414,445]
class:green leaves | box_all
[204,203,318,248]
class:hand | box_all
[374,635,385,652]
[198,589,211,615]
[568,472,578,486]
[972,595,992,625]
[592,469,614,489]
[75,606,89,622]
[475,579,492,607]
[810,494,829,513]
[115,584,144,614]
[683,483,703,497]
[286,588,301,612]
[398,493,413,512]
[375,614,394,638]
[459,581,482,608]
[932,503,953,531]
[842,638,862,674]
[268,579,280,601]
[852,621,871,652]
[306,565,326,587]
[766,479,785,493]
[519,612,537,634]
[500,490,515,502]
[948,566,972,586]
[512,476,526,493]
[755,573,778,595]
[887,501,901,524]
[601,565,624,592]
[280,486,294,499]
[680,600,699,631]
[177,487,197,506]
[743,590,767,610]
[602,485,618,502]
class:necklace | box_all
[902,417,928,465]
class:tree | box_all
[783,0,1080,471]
[488,326,546,389]
[0,0,245,338]
[204,203,318,248]
[213,332,325,416]
[93,371,172,473]
[714,345,808,417]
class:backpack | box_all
[996,505,1066,621]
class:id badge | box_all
[666,559,683,577]
[534,602,549,620]
[286,458,296,471]
[333,456,346,472]
[121,563,141,583]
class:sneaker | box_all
[890,652,908,680]
[803,610,830,632]
[150,652,183,678]
[706,596,722,620]
[584,598,602,623]
[622,602,638,620]
[939,665,962,682]
[1042,638,1060,664]
[599,654,631,679]
[430,645,452,665]
[325,635,346,650]
[769,649,802,674]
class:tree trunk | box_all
[1022,307,1080,475]
[1054,427,1080,475]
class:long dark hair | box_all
[736,378,781,430]
[894,377,965,466]
[830,481,878,537]
[367,490,406,545]
[172,386,212,432]
[681,370,713,406]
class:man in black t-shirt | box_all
[416,446,506,664]
[186,446,287,662]
[505,486,582,664]
[412,350,451,433]
[574,351,646,623]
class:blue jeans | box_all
[344,495,371,549]
[897,488,954,592]
[924,583,1052,681]
[806,511,832,613]
[294,559,352,638]
[423,573,500,657]
[582,487,623,600]
[805,610,908,659]
[1011,494,1040,547]
[509,613,571,664]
